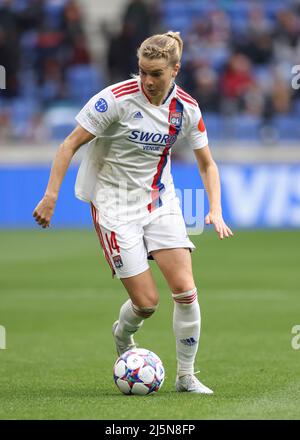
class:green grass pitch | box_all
[0,229,299,420]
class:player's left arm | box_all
[194,145,233,239]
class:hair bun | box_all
[137,31,183,65]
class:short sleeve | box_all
[75,88,119,137]
[185,105,209,150]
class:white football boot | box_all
[175,373,214,394]
[112,320,137,356]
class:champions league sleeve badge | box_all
[95,98,108,112]
[169,112,183,128]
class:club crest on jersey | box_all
[112,255,123,269]
[95,98,108,112]
[170,112,182,128]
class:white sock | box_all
[172,288,200,377]
[115,299,145,342]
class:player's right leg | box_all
[113,269,159,355]
[91,203,159,355]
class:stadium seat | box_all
[43,0,68,30]
[43,104,80,141]
[9,98,40,139]
[163,15,191,35]
[223,115,261,141]
[264,1,288,20]
[272,115,300,141]
[293,99,300,117]
[203,113,222,141]
[66,64,103,105]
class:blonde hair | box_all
[137,31,183,66]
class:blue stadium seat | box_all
[161,2,190,17]
[272,115,300,141]
[9,98,40,139]
[163,15,191,35]
[43,104,80,141]
[10,0,28,13]
[293,99,300,116]
[203,113,222,141]
[264,1,289,20]
[227,5,249,22]
[223,115,261,141]
[66,65,103,105]
[43,0,68,30]
[18,68,39,100]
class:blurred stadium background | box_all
[1,0,300,420]
[0,0,300,228]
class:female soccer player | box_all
[33,31,233,394]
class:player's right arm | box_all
[33,125,95,228]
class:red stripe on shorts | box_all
[91,203,115,277]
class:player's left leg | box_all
[151,248,213,394]
[150,248,199,374]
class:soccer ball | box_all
[113,348,165,395]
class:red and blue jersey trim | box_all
[147,98,183,213]
[176,87,198,107]
[111,80,139,99]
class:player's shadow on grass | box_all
[2,383,177,399]
[5,388,177,399]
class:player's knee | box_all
[172,281,196,295]
[132,302,159,319]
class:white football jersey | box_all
[75,77,208,223]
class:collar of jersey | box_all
[139,78,177,107]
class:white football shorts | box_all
[91,200,196,279]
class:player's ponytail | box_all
[137,31,183,66]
